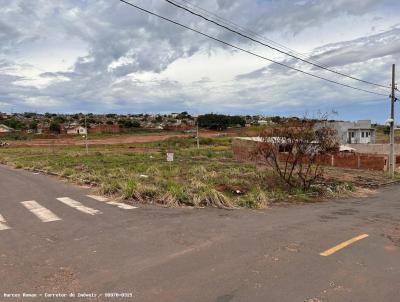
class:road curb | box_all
[378,179,400,187]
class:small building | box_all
[66,125,87,135]
[315,120,375,144]
[0,124,14,133]
[36,124,50,134]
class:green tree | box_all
[3,118,25,130]
[176,111,192,119]
[79,117,98,126]
[49,122,61,133]
[198,114,245,130]
[118,119,140,128]
[24,112,36,118]
[53,116,66,124]
[230,115,246,127]
[384,126,390,136]
[29,121,38,131]
[154,115,163,122]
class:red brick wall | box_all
[316,154,332,166]
[232,139,262,161]
[88,124,120,134]
[0,131,26,137]
[164,124,193,131]
[332,154,358,169]
[396,155,400,167]
[232,139,387,171]
[359,155,387,170]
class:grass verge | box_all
[0,137,381,209]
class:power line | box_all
[172,0,334,70]
[167,0,390,90]
[173,0,368,90]
[174,0,360,85]
[117,0,388,97]
[165,0,391,90]
[119,0,388,97]
[173,0,359,81]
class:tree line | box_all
[197,114,245,130]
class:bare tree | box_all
[255,118,339,190]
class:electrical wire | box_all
[172,0,334,69]
[172,0,361,85]
[172,0,392,97]
[165,0,391,90]
[117,0,389,97]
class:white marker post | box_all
[166,152,174,162]
[167,151,174,172]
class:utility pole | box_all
[85,114,89,155]
[196,120,200,150]
[389,64,396,178]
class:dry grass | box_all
[0,136,387,209]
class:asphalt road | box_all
[0,164,399,302]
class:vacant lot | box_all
[3,129,224,147]
[0,136,393,208]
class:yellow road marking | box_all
[320,234,369,257]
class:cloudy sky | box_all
[0,0,399,121]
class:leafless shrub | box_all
[255,118,339,190]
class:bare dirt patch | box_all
[7,131,223,147]
[323,166,393,188]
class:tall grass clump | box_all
[238,187,269,209]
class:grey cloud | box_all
[217,0,234,10]
[235,58,298,81]
[309,27,400,67]
[0,71,42,112]
[236,66,268,80]
[236,26,400,86]
[0,21,21,50]
[212,0,384,36]
[0,0,398,117]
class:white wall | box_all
[348,144,400,155]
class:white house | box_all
[0,124,14,133]
[315,120,375,144]
[66,126,87,135]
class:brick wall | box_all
[232,139,262,161]
[333,153,358,169]
[232,138,388,171]
[88,124,120,134]
[359,155,387,170]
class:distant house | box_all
[36,124,49,134]
[315,120,375,144]
[0,124,14,133]
[66,125,87,135]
